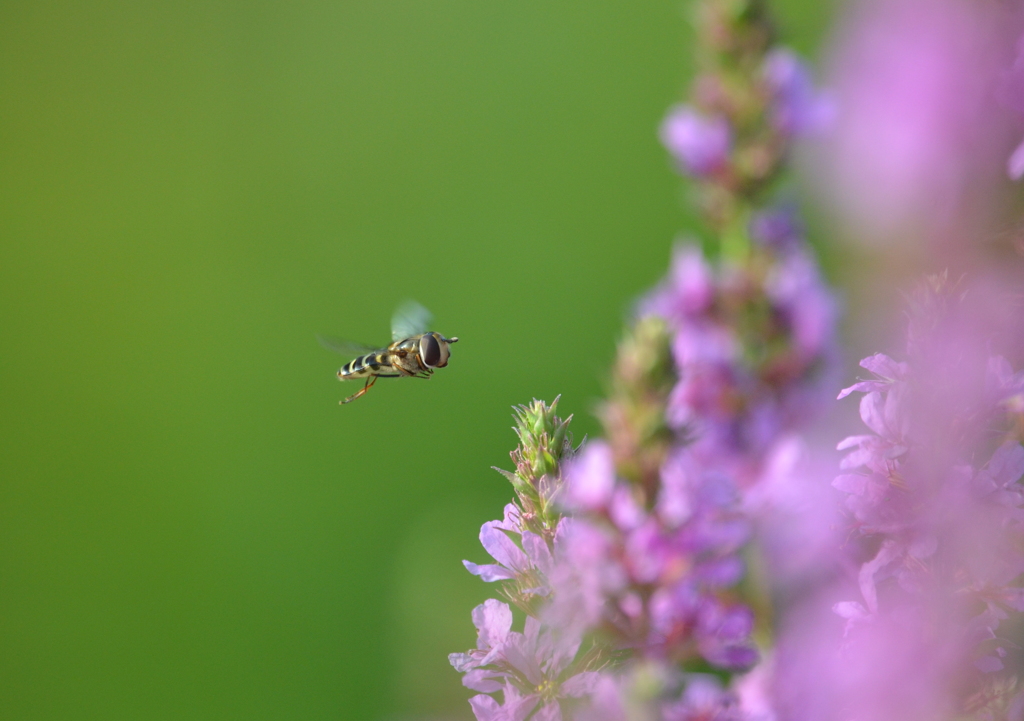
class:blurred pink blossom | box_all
[815,0,1017,244]
[771,277,1024,721]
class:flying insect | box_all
[317,301,459,404]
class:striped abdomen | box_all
[337,350,401,380]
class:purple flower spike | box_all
[640,245,715,325]
[818,284,1024,719]
[765,246,840,358]
[696,603,759,670]
[749,206,803,252]
[764,48,835,137]
[453,0,855,711]
[660,105,731,178]
[641,230,839,492]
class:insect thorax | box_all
[388,336,427,374]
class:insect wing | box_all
[391,300,432,341]
[316,335,378,357]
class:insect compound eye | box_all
[420,333,442,367]
[436,335,451,367]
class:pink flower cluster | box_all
[770,282,1024,721]
[640,234,838,490]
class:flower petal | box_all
[562,671,601,697]
[472,599,513,651]
[468,693,501,721]
[463,668,505,693]
[477,521,529,574]
[860,353,907,379]
[833,473,868,494]
[859,392,888,437]
[521,531,553,576]
[530,701,563,721]
[463,560,516,582]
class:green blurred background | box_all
[0,1,835,718]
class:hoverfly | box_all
[317,301,459,404]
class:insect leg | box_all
[341,375,378,404]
